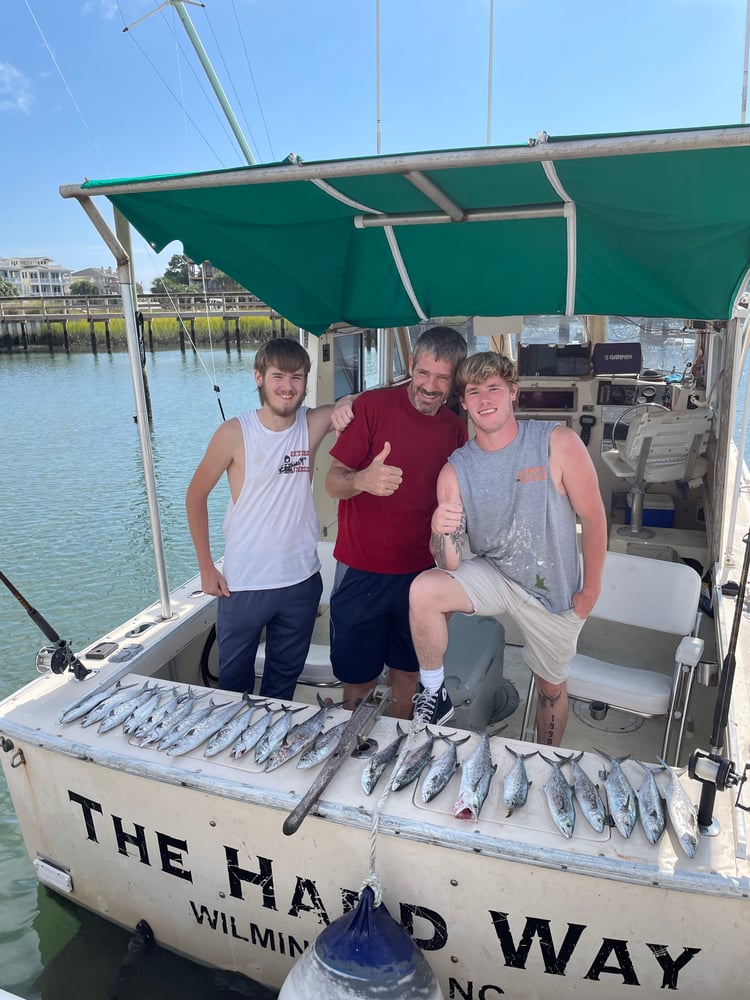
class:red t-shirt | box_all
[330,383,468,574]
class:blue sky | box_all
[2,0,748,287]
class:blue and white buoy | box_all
[278,885,444,999]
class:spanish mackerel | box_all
[296,720,350,769]
[421,733,471,803]
[656,756,700,858]
[391,728,445,792]
[558,751,606,834]
[58,679,137,726]
[133,687,196,744]
[634,760,666,845]
[138,688,209,747]
[596,749,638,839]
[166,697,248,756]
[80,680,150,728]
[263,695,334,772]
[540,753,575,838]
[98,682,163,735]
[230,704,275,759]
[361,723,406,794]
[123,685,167,736]
[454,732,496,821]
[158,696,229,752]
[503,746,536,817]
[204,695,263,758]
[254,704,308,765]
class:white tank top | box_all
[221,407,320,590]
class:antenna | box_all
[743,0,750,123]
[123,0,255,164]
[487,0,495,144]
[376,0,382,153]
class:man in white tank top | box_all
[186,338,354,699]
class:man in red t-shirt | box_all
[325,326,468,722]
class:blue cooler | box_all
[625,493,675,528]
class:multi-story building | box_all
[71,266,120,295]
[0,256,73,295]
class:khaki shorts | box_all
[446,557,584,686]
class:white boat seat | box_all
[602,405,711,539]
[519,550,704,764]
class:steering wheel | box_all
[610,401,670,449]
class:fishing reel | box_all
[35,640,91,680]
[688,748,741,834]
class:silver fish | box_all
[656,756,700,858]
[58,679,136,725]
[391,729,443,792]
[558,751,606,834]
[254,705,307,765]
[231,705,276,759]
[296,720,350,769]
[137,688,208,747]
[503,747,536,817]
[204,696,264,758]
[167,697,247,757]
[361,723,407,795]
[421,734,471,803]
[634,760,666,845]
[80,680,150,728]
[97,682,162,735]
[454,732,496,821]
[133,687,194,743]
[158,696,229,752]
[263,696,333,772]
[540,753,576,839]
[596,749,638,839]
[122,686,166,736]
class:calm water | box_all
[0,327,744,998]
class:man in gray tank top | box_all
[409,352,607,746]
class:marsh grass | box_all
[8,315,298,352]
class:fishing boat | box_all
[2,125,750,997]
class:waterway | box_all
[0,325,744,998]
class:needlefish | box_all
[453,732,496,821]
[296,720,350,769]
[421,733,471,803]
[558,751,606,834]
[58,679,137,726]
[539,753,576,838]
[166,696,249,756]
[263,696,337,771]
[360,723,407,795]
[596,749,638,839]
[656,755,700,858]
[204,695,265,758]
[254,704,308,765]
[503,747,536,817]
[634,760,666,845]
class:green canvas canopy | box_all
[65,125,750,335]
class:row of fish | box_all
[57,679,349,769]
[361,722,700,858]
[361,726,497,822]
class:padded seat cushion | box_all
[567,654,672,717]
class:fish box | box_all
[625,493,675,528]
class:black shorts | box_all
[329,565,421,684]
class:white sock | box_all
[419,667,444,693]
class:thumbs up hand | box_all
[357,441,403,497]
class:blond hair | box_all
[455,352,518,396]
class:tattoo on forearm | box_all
[431,531,446,564]
[450,509,467,552]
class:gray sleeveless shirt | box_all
[449,420,580,613]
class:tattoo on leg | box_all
[546,716,555,745]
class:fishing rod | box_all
[688,532,749,832]
[0,569,91,681]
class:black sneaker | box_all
[412,683,454,728]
